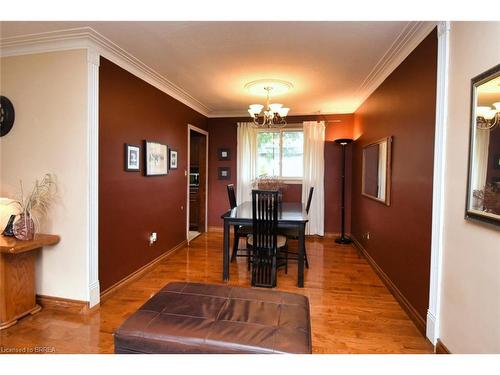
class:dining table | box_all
[221,201,309,287]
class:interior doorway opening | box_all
[187,125,208,243]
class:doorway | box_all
[187,125,208,243]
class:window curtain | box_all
[302,121,325,235]
[236,122,257,204]
[472,128,490,191]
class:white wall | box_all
[440,21,500,353]
[0,50,89,301]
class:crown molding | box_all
[354,21,437,111]
[208,110,354,118]
[0,27,211,117]
[0,22,437,118]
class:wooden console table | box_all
[0,234,60,330]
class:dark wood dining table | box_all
[221,201,309,287]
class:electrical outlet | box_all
[149,232,157,246]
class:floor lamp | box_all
[334,138,353,244]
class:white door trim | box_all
[427,21,450,344]
[186,124,209,243]
[87,47,100,308]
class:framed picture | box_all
[169,149,178,170]
[218,167,231,180]
[144,140,168,176]
[124,144,140,171]
[218,148,231,161]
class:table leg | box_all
[298,223,305,287]
[223,219,230,281]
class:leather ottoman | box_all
[114,282,312,354]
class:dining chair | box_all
[280,186,314,269]
[247,189,288,288]
[226,184,252,264]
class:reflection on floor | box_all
[0,232,434,354]
[188,231,201,241]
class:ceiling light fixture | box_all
[245,79,292,128]
[476,102,500,130]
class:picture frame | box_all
[169,149,178,170]
[218,167,231,180]
[218,148,231,161]
[124,144,140,171]
[144,140,168,176]
[465,64,500,227]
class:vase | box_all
[13,213,35,241]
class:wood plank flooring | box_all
[0,232,434,354]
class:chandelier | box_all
[246,80,292,128]
[476,102,500,130]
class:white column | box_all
[427,21,450,344]
[87,47,100,308]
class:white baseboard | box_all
[426,310,438,344]
[89,281,100,308]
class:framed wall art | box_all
[169,149,178,170]
[218,148,231,161]
[144,140,168,176]
[124,144,140,171]
[218,167,231,180]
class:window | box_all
[256,129,304,179]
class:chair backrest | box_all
[251,189,279,251]
[251,189,279,288]
[227,184,237,209]
[306,186,314,214]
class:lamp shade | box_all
[277,107,290,117]
[249,104,264,115]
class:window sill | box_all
[280,179,303,185]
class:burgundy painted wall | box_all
[206,114,354,234]
[486,131,500,183]
[351,30,438,320]
[99,58,207,292]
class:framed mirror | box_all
[362,136,392,206]
[466,64,500,226]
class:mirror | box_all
[466,64,500,226]
[362,137,392,205]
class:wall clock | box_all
[0,96,15,137]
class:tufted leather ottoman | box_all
[114,282,312,354]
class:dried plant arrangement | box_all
[10,173,58,240]
[252,176,287,191]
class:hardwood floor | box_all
[0,232,433,354]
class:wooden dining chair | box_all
[247,189,288,288]
[227,184,252,263]
[280,186,314,269]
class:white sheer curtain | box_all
[472,128,490,191]
[236,122,257,204]
[302,121,325,235]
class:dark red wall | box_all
[351,29,437,320]
[486,132,500,183]
[206,114,354,234]
[99,58,207,292]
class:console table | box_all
[0,234,60,330]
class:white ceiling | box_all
[0,21,435,116]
